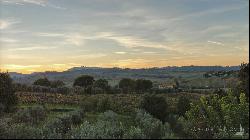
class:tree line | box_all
[17,75,153,94]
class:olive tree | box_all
[33,77,50,87]
[135,79,153,93]
[119,78,136,94]
[94,79,110,93]
[73,75,95,94]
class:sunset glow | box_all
[0,0,249,74]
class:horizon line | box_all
[1,64,244,75]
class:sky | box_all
[0,0,249,74]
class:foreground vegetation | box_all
[0,63,249,139]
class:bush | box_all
[98,110,118,122]
[71,111,125,139]
[13,105,47,124]
[184,92,249,139]
[71,115,125,139]
[6,123,42,139]
[0,72,18,112]
[80,96,112,113]
[123,126,146,139]
[135,109,173,139]
[46,110,84,135]
[41,127,63,139]
[177,96,191,116]
[96,97,111,112]
[46,115,72,134]
[80,97,98,112]
[174,116,190,138]
[139,94,169,122]
[167,114,178,129]
[0,119,9,139]
[70,110,84,125]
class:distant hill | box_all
[9,65,240,86]
[67,65,240,72]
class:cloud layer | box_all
[0,0,249,73]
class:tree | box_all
[73,75,94,88]
[33,78,50,87]
[239,63,249,98]
[139,94,169,122]
[184,95,225,139]
[119,78,136,94]
[93,79,110,93]
[0,72,18,112]
[177,96,191,116]
[73,75,95,94]
[184,91,249,139]
[135,79,153,93]
[50,80,65,88]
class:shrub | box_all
[0,119,9,139]
[96,97,111,112]
[80,96,98,112]
[7,123,42,139]
[13,108,31,124]
[184,92,249,139]
[177,96,191,116]
[46,117,71,135]
[123,126,146,139]
[139,94,169,122]
[135,109,173,139]
[71,111,125,139]
[174,116,190,138]
[70,110,85,125]
[98,110,118,122]
[71,119,125,139]
[0,72,18,112]
[80,95,112,113]
[70,121,97,139]
[45,110,84,135]
[13,105,47,124]
[41,127,63,139]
